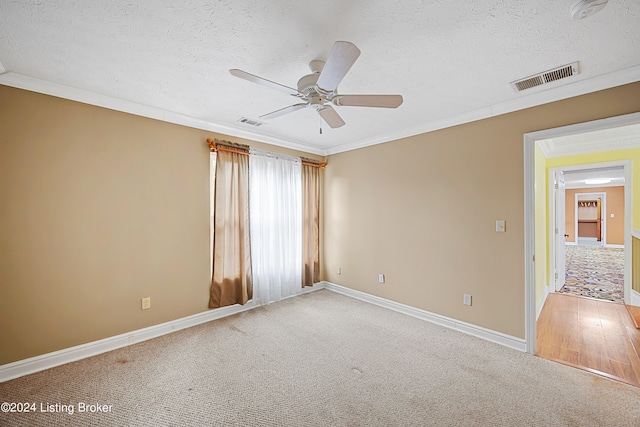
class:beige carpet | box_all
[1,289,640,426]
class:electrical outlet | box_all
[141,297,151,310]
[463,294,472,306]
[378,274,385,284]
[337,266,341,275]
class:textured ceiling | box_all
[1,0,639,155]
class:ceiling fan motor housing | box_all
[297,73,321,97]
[309,60,325,74]
[298,59,333,99]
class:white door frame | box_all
[524,111,640,355]
[548,167,625,296]
[550,170,567,291]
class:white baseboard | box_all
[321,281,527,352]
[536,284,553,320]
[605,244,625,248]
[0,281,535,380]
[0,284,326,383]
[631,290,640,307]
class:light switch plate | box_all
[496,220,506,232]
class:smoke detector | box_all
[570,0,608,19]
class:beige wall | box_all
[564,187,624,245]
[0,85,323,365]
[323,82,640,339]
[2,81,639,365]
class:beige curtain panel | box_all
[302,162,320,287]
[209,146,253,308]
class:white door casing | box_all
[554,171,566,292]
[523,110,640,355]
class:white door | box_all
[554,171,566,291]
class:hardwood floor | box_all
[536,293,640,387]
[626,304,640,328]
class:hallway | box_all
[558,244,625,303]
[536,293,640,387]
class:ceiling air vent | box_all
[510,62,579,92]
[238,117,265,127]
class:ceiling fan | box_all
[229,41,403,129]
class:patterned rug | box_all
[559,245,625,303]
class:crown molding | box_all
[536,138,555,157]
[325,65,640,155]
[535,111,640,158]
[546,135,640,158]
[0,72,326,156]
[1,65,639,158]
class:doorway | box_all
[524,111,640,355]
[525,116,639,384]
[551,167,626,304]
[575,193,604,245]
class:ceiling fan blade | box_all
[317,105,345,128]
[229,69,303,97]
[316,41,361,93]
[333,94,403,108]
[259,103,307,119]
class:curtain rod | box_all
[207,138,326,169]
[302,161,326,169]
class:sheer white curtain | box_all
[249,149,302,305]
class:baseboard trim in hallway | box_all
[625,304,640,329]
